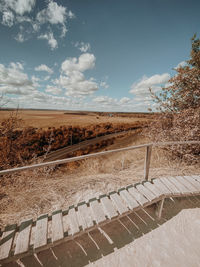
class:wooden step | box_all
[1,175,200,265]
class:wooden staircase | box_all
[1,175,200,265]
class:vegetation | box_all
[147,34,200,162]
[0,113,145,170]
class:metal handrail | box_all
[0,141,199,179]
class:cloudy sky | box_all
[0,0,200,112]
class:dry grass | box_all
[0,110,151,129]
[0,133,199,228]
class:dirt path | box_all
[43,129,138,161]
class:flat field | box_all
[0,109,153,129]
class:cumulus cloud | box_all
[75,42,91,53]
[93,96,117,106]
[10,62,24,70]
[45,85,62,95]
[129,73,171,111]
[0,0,75,48]
[35,64,53,74]
[0,62,36,95]
[130,73,170,96]
[100,81,109,89]
[37,1,65,25]
[15,32,26,42]
[0,0,36,16]
[44,75,50,81]
[61,53,96,74]
[38,31,58,50]
[175,61,187,69]
[91,96,140,111]
[36,0,74,38]
[119,97,131,104]
[2,10,14,27]
[55,53,98,97]
[31,75,39,81]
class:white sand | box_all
[87,208,200,267]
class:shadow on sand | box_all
[4,196,200,267]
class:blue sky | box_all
[0,0,200,112]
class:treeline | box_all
[0,120,145,170]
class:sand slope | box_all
[88,208,200,267]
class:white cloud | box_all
[0,0,75,48]
[119,97,131,104]
[175,61,187,69]
[36,1,66,25]
[91,96,141,111]
[130,73,170,96]
[15,32,25,42]
[93,96,117,106]
[61,53,96,74]
[36,0,74,38]
[44,75,50,81]
[57,74,98,97]
[2,10,14,27]
[129,73,170,112]
[75,42,91,53]
[55,53,98,97]
[10,62,24,70]
[16,15,32,23]
[38,31,58,50]
[0,62,36,95]
[100,81,109,89]
[35,64,53,74]
[68,10,75,19]
[31,75,40,86]
[45,85,62,95]
[0,0,36,16]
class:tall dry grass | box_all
[0,132,199,228]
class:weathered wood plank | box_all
[184,176,200,191]
[14,219,32,255]
[68,207,80,235]
[89,198,106,224]
[0,224,16,260]
[159,177,180,195]
[143,181,161,198]
[77,202,94,230]
[135,183,155,202]
[52,210,64,242]
[168,176,190,194]
[177,176,199,193]
[119,189,139,210]
[34,214,48,250]
[127,185,149,206]
[144,145,152,180]
[156,199,165,219]
[191,175,200,181]
[191,175,200,184]
[100,195,118,219]
[151,178,171,196]
[109,192,129,214]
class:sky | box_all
[0,0,200,112]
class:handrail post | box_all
[144,144,152,181]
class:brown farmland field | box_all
[0,109,153,129]
[0,109,155,169]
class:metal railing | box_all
[0,141,199,180]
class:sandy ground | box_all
[87,207,200,267]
